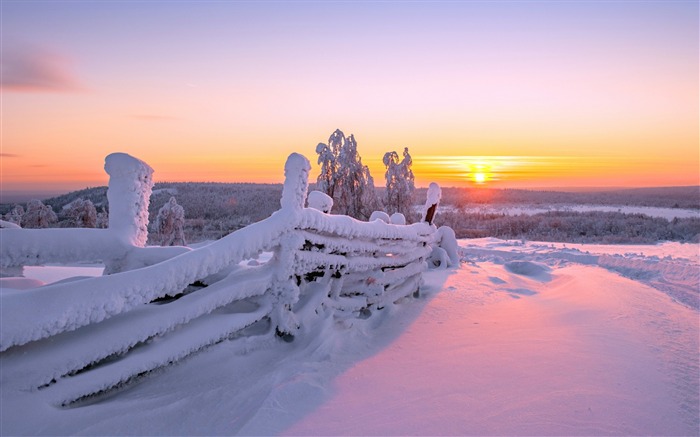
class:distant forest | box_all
[1,184,698,244]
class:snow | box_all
[23,264,104,284]
[390,212,406,225]
[307,190,333,213]
[369,210,391,223]
[0,228,126,269]
[0,219,21,229]
[1,238,697,436]
[422,182,441,223]
[280,152,311,211]
[104,152,154,247]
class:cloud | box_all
[1,45,83,93]
[0,153,20,158]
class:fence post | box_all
[280,153,311,211]
[422,182,442,225]
[271,153,311,341]
[104,153,154,247]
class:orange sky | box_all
[1,1,698,196]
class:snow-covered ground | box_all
[1,238,698,436]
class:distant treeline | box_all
[2,183,698,244]
[436,210,700,244]
[424,186,700,210]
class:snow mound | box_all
[504,260,551,281]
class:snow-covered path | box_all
[1,240,698,436]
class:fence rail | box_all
[0,152,441,405]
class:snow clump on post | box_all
[307,190,333,213]
[104,152,154,247]
[281,153,311,211]
[422,182,442,225]
[369,211,391,223]
[390,212,406,225]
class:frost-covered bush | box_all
[23,199,57,228]
[155,196,186,246]
[96,207,109,229]
[383,147,415,218]
[315,129,380,220]
[4,205,24,226]
[63,198,97,228]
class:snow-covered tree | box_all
[65,198,97,228]
[4,205,24,227]
[383,147,415,218]
[96,207,109,229]
[315,129,344,199]
[315,129,379,220]
[155,196,186,246]
[23,199,57,228]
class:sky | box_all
[1,0,698,197]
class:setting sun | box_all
[472,172,487,184]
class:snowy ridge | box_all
[0,152,441,403]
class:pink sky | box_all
[1,1,698,194]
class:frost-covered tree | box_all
[315,129,344,199]
[23,199,57,228]
[155,196,186,246]
[65,198,97,228]
[4,205,24,226]
[315,129,379,220]
[383,147,415,218]
[96,207,109,229]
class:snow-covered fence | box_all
[0,152,439,406]
[1,153,162,273]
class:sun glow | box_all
[472,172,487,184]
[412,155,700,189]
[465,160,497,186]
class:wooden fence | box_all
[0,152,439,406]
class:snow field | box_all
[281,240,699,436]
[1,239,697,435]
